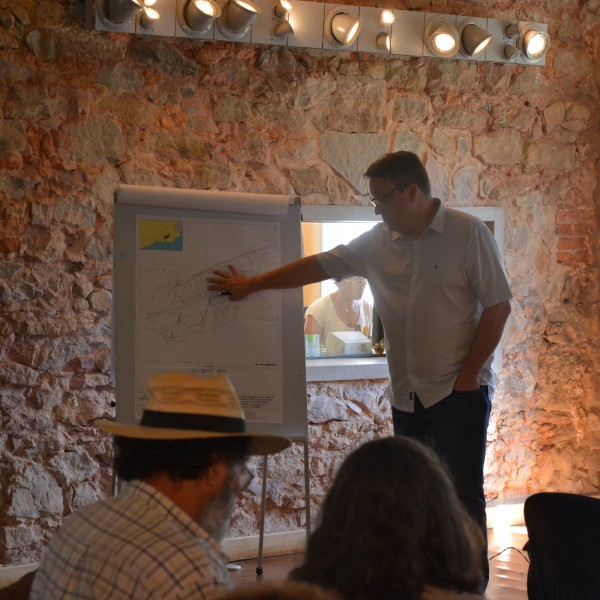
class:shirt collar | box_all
[124,480,229,561]
[388,198,445,241]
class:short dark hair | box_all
[114,436,250,482]
[365,151,431,196]
[290,436,485,600]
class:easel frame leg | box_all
[256,454,268,575]
[254,436,310,576]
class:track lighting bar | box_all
[89,0,549,66]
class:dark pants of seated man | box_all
[391,386,491,587]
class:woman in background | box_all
[304,277,372,348]
[290,436,486,600]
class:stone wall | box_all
[0,0,599,566]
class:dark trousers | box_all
[391,387,491,585]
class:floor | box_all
[230,526,529,599]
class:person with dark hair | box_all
[207,150,512,584]
[216,581,341,600]
[290,436,486,600]
[30,372,291,600]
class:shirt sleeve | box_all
[317,226,380,280]
[466,220,513,308]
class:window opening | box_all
[301,220,380,359]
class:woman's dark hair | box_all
[290,436,484,600]
[215,581,341,600]
[114,436,250,482]
[365,151,431,196]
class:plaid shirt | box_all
[30,480,233,599]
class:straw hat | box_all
[96,372,291,455]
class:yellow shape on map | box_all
[139,220,181,249]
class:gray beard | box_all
[198,475,237,543]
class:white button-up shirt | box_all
[318,202,512,412]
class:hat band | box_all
[141,410,246,433]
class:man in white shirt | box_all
[30,372,290,600]
[207,151,512,584]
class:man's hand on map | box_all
[207,264,256,301]
[209,255,328,300]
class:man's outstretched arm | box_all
[207,254,329,301]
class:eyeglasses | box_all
[369,182,411,208]
[238,465,254,491]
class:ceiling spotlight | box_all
[98,0,143,28]
[273,0,293,20]
[379,10,395,27]
[272,20,293,40]
[504,22,520,39]
[181,0,221,34]
[217,0,261,39]
[503,43,519,61]
[376,32,391,52]
[522,27,550,60]
[426,18,459,58]
[461,23,493,56]
[325,9,363,48]
[504,21,550,63]
[139,6,160,29]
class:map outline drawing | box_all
[136,217,282,368]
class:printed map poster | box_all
[135,216,283,423]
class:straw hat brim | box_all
[96,419,291,456]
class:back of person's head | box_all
[365,151,431,196]
[290,436,484,600]
[114,436,250,482]
[215,581,341,600]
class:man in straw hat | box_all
[30,372,291,600]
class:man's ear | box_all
[407,182,418,200]
[202,458,229,492]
